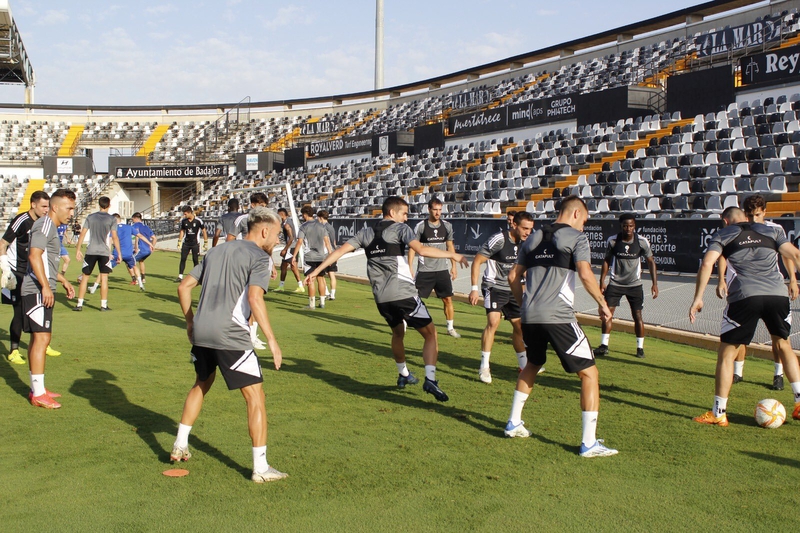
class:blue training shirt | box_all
[132,222,154,253]
[57,223,67,243]
[117,223,135,258]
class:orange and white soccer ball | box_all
[754,399,786,429]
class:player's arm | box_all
[28,247,56,308]
[177,275,199,343]
[111,229,122,261]
[407,239,467,265]
[202,226,209,250]
[577,260,611,321]
[280,223,294,257]
[781,253,798,300]
[690,249,721,323]
[249,285,281,370]
[0,238,10,255]
[716,255,728,299]
[75,227,89,261]
[177,229,185,250]
[646,256,658,298]
[306,242,355,284]
[407,246,417,278]
[291,236,304,263]
[778,242,800,276]
[508,264,525,306]
[447,241,458,280]
[469,253,489,305]
[212,227,222,247]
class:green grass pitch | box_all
[2,251,800,531]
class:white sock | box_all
[175,423,192,448]
[91,283,99,291]
[396,362,409,377]
[330,289,336,297]
[320,296,326,306]
[278,281,285,288]
[137,276,143,287]
[516,351,528,370]
[179,274,183,279]
[601,334,610,346]
[31,373,45,396]
[298,281,303,288]
[424,365,436,381]
[480,351,491,369]
[791,382,800,403]
[77,298,84,306]
[253,445,268,472]
[713,395,728,418]
[308,297,315,308]
[733,361,744,377]
[636,337,644,349]
[582,411,598,447]
[101,299,108,308]
[446,319,454,330]
[508,390,529,425]
[775,362,784,376]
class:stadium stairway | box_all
[16,178,45,215]
[136,124,171,158]
[512,118,694,212]
[266,125,301,152]
[57,125,85,157]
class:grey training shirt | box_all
[413,219,454,273]
[218,212,241,238]
[297,220,329,263]
[84,212,116,255]
[478,230,523,291]
[605,233,653,287]
[189,240,273,350]
[22,215,61,294]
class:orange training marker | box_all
[162,469,189,477]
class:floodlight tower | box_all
[375,0,384,90]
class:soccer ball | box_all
[754,399,786,429]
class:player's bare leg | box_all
[172,372,215,462]
[417,322,447,401]
[479,312,501,382]
[442,296,460,338]
[694,342,739,426]
[28,331,59,408]
[241,382,286,481]
[594,307,616,357]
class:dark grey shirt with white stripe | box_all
[22,215,60,294]
[84,211,116,255]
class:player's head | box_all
[300,205,315,220]
[49,189,76,225]
[382,196,408,222]
[250,192,268,208]
[556,195,589,230]
[182,206,194,219]
[427,197,443,222]
[742,194,767,222]
[227,198,240,212]
[317,210,329,222]
[132,212,142,222]
[721,206,746,225]
[619,213,636,237]
[506,210,517,226]
[113,213,122,222]
[511,211,534,241]
[98,196,111,210]
[29,190,50,219]
[277,207,288,220]
[246,206,282,253]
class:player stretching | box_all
[131,213,156,289]
[594,214,658,359]
[22,189,76,408]
[718,195,798,389]
[176,206,207,282]
[306,196,468,402]
[505,196,617,457]
[173,207,287,482]
[0,191,60,364]
[291,205,332,309]
[408,197,462,338]
[469,211,535,383]
[275,207,304,293]
[74,196,121,311]
[690,207,800,426]
[212,198,241,246]
[316,210,338,300]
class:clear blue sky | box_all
[0,0,710,106]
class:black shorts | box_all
[376,296,433,329]
[604,284,644,311]
[1,274,23,305]
[324,262,338,274]
[416,270,454,299]
[720,295,791,345]
[82,254,113,275]
[281,251,295,265]
[191,345,263,390]
[483,285,520,320]
[22,293,53,334]
[522,322,596,373]
[304,261,324,276]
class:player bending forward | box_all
[172,207,287,483]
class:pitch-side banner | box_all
[739,44,800,86]
[115,165,228,179]
[696,19,782,58]
[447,93,579,137]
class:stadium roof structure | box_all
[0,1,34,94]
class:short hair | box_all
[317,209,329,220]
[427,196,443,209]
[742,194,766,214]
[227,198,240,211]
[132,212,142,219]
[619,213,636,223]
[300,205,315,217]
[382,196,408,216]
[30,190,50,204]
[250,192,268,205]
[513,211,534,225]
[721,206,745,223]
[112,213,121,220]
[558,195,587,215]
[277,207,288,216]
[98,196,110,209]
[506,210,517,218]
[181,205,193,214]
[50,189,76,202]
[247,206,281,233]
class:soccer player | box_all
[74,196,122,311]
[316,210,338,300]
[57,222,70,277]
[131,212,157,288]
[291,205,332,309]
[305,196,469,402]
[718,195,798,390]
[173,206,287,483]
[469,211,535,383]
[275,207,304,293]
[506,210,516,230]
[212,198,241,246]
[22,189,76,408]
[233,192,269,239]
[690,207,800,426]
[176,206,207,282]
[505,196,617,457]
[0,191,59,364]
[594,214,658,359]
[408,197,461,338]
